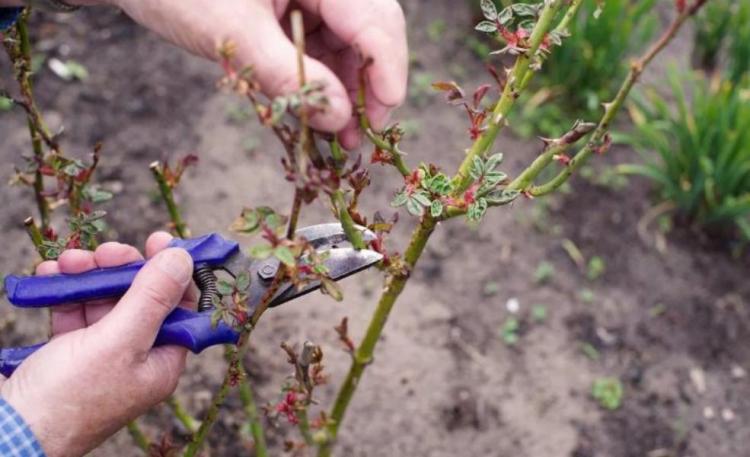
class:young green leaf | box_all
[411,191,432,207]
[274,246,296,267]
[391,191,408,207]
[217,280,235,296]
[248,244,273,259]
[480,0,498,21]
[475,20,498,33]
[430,200,444,217]
[406,197,425,217]
[235,272,251,291]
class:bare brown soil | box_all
[1,2,748,456]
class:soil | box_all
[1,1,748,457]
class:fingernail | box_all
[153,249,193,286]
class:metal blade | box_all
[295,223,377,248]
[266,247,382,308]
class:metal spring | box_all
[193,266,219,312]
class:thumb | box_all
[97,248,193,354]
[233,6,352,132]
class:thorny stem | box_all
[318,216,437,456]
[317,0,701,453]
[237,362,269,457]
[528,1,707,196]
[506,121,596,192]
[554,0,583,34]
[183,347,241,457]
[184,274,285,457]
[450,0,565,196]
[148,165,269,455]
[150,162,190,238]
[297,408,315,446]
[11,12,51,229]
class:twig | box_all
[237,360,268,457]
[528,1,708,196]
[182,347,241,457]
[6,12,51,229]
[23,216,43,252]
[356,67,410,177]
[450,0,566,196]
[150,161,190,238]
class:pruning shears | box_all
[0,223,381,377]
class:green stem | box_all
[23,217,43,252]
[318,217,437,456]
[451,0,564,196]
[297,407,314,446]
[554,0,583,35]
[150,162,190,238]
[167,396,199,435]
[126,421,151,453]
[331,190,366,250]
[356,67,410,178]
[529,6,696,197]
[237,365,268,457]
[182,351,236,457]
[15,13,50,230]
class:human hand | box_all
[102,0,408,149]
[0,233,195,457]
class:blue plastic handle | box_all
[4,233,239,308]
[0,308,240,377]
[0,233,242,377]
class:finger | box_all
[297,0,408,109]
[145,231,173,259]
[49,251,100,335]
[338,117,362,150]
[37,260,86,335]
[84,242,145,326]
[93,242,143,268]
[145,231,198,311]
[233,4,352,132]
[95,248,193,354]
[57,249,97,274]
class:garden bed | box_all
[1,1,748,456]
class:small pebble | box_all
[731,364,746,379]
[506,297,520,314]
[721,408,735,422]
[703,406,715,419]
[690,367,706,395]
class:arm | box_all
[0,398,45,457]
[0,0,408,149]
